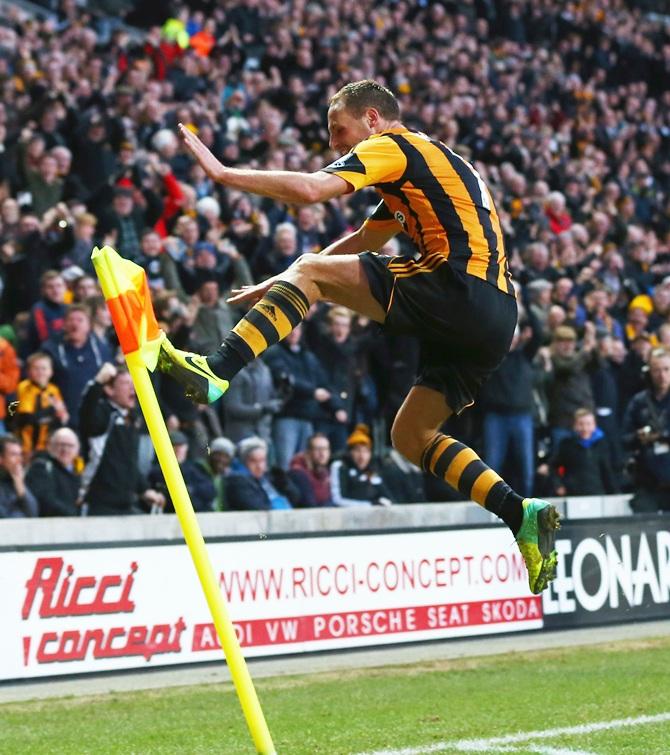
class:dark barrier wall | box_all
[542,514,670,628]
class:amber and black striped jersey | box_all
[321,127,513,295]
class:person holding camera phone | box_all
[622,348,670,512]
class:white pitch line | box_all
[356,711,670,755]
[471,747,594,754]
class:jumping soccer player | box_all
[159,80,560,594]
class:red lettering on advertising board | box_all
[22,636,31,666]
[22,557,137,619]
[219,552,527,603]
[192,596,542,650]
[33,618,186,664]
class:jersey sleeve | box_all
[320,135,407,191]
[362,200,403,234]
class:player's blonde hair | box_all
[329,80,400,120]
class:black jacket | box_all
[622,388,670,489]
[26,452,80,516]
[330,456,393,507]
[265,342,342,422]
[149,459,216,513]
[552,435,617,495]
[0,470,38,518]
[226,469,302,511]
[479,318,541,414]
[78,381,148,515]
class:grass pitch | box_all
[1,636,669,754]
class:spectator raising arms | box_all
[78,364,164,516]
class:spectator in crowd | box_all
[295,206,327,255]
[0,335,20,435]
[0,434,38,518]
[221,358,281,446]
[311,306,357,454]
[623,349,670,513]
[22,270,67,357]
[265,222,300,277]
[541,323,600,451]
[618,333,653,411]
[71,275,99,305]
[543,408,617,497]
[289,433,333,507]
[330,424,393,508]
[226,436,301,511]
[24,152,63,218]
[150,431,215,513]
[14,352,68,456]
[98,186,162,262]
[188,277,235,354]
[78,363,164,515]
[265,324,340,469]
[590,332,625,473]
[58,212,98,274]
[135,229,181,293]
[526,279,553,337]
[42,304,113,427]
[196,436,236,511]
[380,446,426,504]
[480,318,542,497]
[86,295,114,346]
[25,427,82,517]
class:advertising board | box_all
[1,528,539,680]
[542,515,670,627]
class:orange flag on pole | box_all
[91,246,165,370]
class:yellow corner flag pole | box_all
[92,246,276,755]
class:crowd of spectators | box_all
[1,0,669,517]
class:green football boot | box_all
[157,338,229,404]
[516,498,561,595]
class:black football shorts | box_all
[360,251,517,414]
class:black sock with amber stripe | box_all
[421,432,524,535]
[206,280,310,381]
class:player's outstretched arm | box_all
[178,123,348,204]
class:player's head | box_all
[328,80,400,154]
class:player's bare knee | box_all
[291,253,322,280]
[288,255,326,297]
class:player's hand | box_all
[227,278,277,306]
[177,123,225,183]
